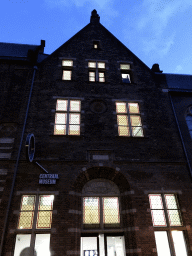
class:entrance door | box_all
[81,234,125,256]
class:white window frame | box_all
[54,99,81,136]
[149,194,188,256]
[88,61,105,82]
[62,59,73,80]
[14,194,54,256]
[115,101,144,137]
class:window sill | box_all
[50,135,84,140]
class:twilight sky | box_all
[1,0,192,74]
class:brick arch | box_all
[73,166,130,193]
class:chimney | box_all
[151,63,163,73]
[90,9,100,23]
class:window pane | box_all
[70,100,81,112]
[18,211,34,229]
[81,237,98,256]
[38,195,54,211]
[117,115,128,126]
[98,62,105,69]
[62,70,72,80]
[151,210,167,226]
[88,62,96,68]
[154,231,171,256]
[121,74,131,81]
[128,103,139,114]
[172,231,188,256]
[107,236,126,256]
[165,194,178,209]
[35,234,51,256]
[89,72,95,82]
[83,197,100,224]
[62,60,73,66]
[120,64,130,70]
[56,100,67,111]
[55,113,66,124]
[21,195,35,211]
[36,211,52,229]
[118,126,129,136]
[69,125,80,135]
[14,234,31,256]
[103,197,120,224]
[116,102,127,113]
[132,127,144,137]
[54,124,66,135]
[99,72,105,82]
[130,116,142,126]
[69,114,80,124]
[149,194,163,209]
[167,210,182,226]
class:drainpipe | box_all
[169,92,192,180]
[0,63,38,256]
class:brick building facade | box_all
[0,10,192,256]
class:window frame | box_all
[115,101,144,137]
[148,194,188,256]
[14,194,54,256]
[88,61,106,83]
[82,196,121,230]
[120,63,132,83]
[54,99,81,136]
[62,59,73,81]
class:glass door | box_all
[81,234,126,256]
[106,236,126,256]
[81,236,98,256]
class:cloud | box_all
[136,0,192,56]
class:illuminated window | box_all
[116,102,143,137]
[62,59,73,80]
[54,99,81,135]
[120,63,131,83]
[93,41,99,49]
[14,195,54,256]
[88,61,105,82]
[149,194,188,256]
[83,197,120,228]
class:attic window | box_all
[120,63,131,83]
[93,41,99,49]
[62,60,73,80]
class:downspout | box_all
[0,64,38,256]
[169,92,192,180]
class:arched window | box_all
[81,179,126,256]
[186,107,192,138]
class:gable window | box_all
[54,99,81,135]
[148,194,188,256]
[93,41,99,49]
[116,101,143,137]
[14,195,54,256]
[120,63,131,83]
[88,61,105,82]
[62,60,73,80]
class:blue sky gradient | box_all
[1,0,192,74]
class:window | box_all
[93,41,99,49]
[14,195,54,256]
[83,197,120,228]
[115,102,143,137]
[88,61,105,82]
[186,106,192,138]
[149,194,188,256]
[120,63,131,83]
[54,99,81,135]
[62,59,73,80]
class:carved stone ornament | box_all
[82,179,120,195]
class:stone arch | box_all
[73,166,130,193]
